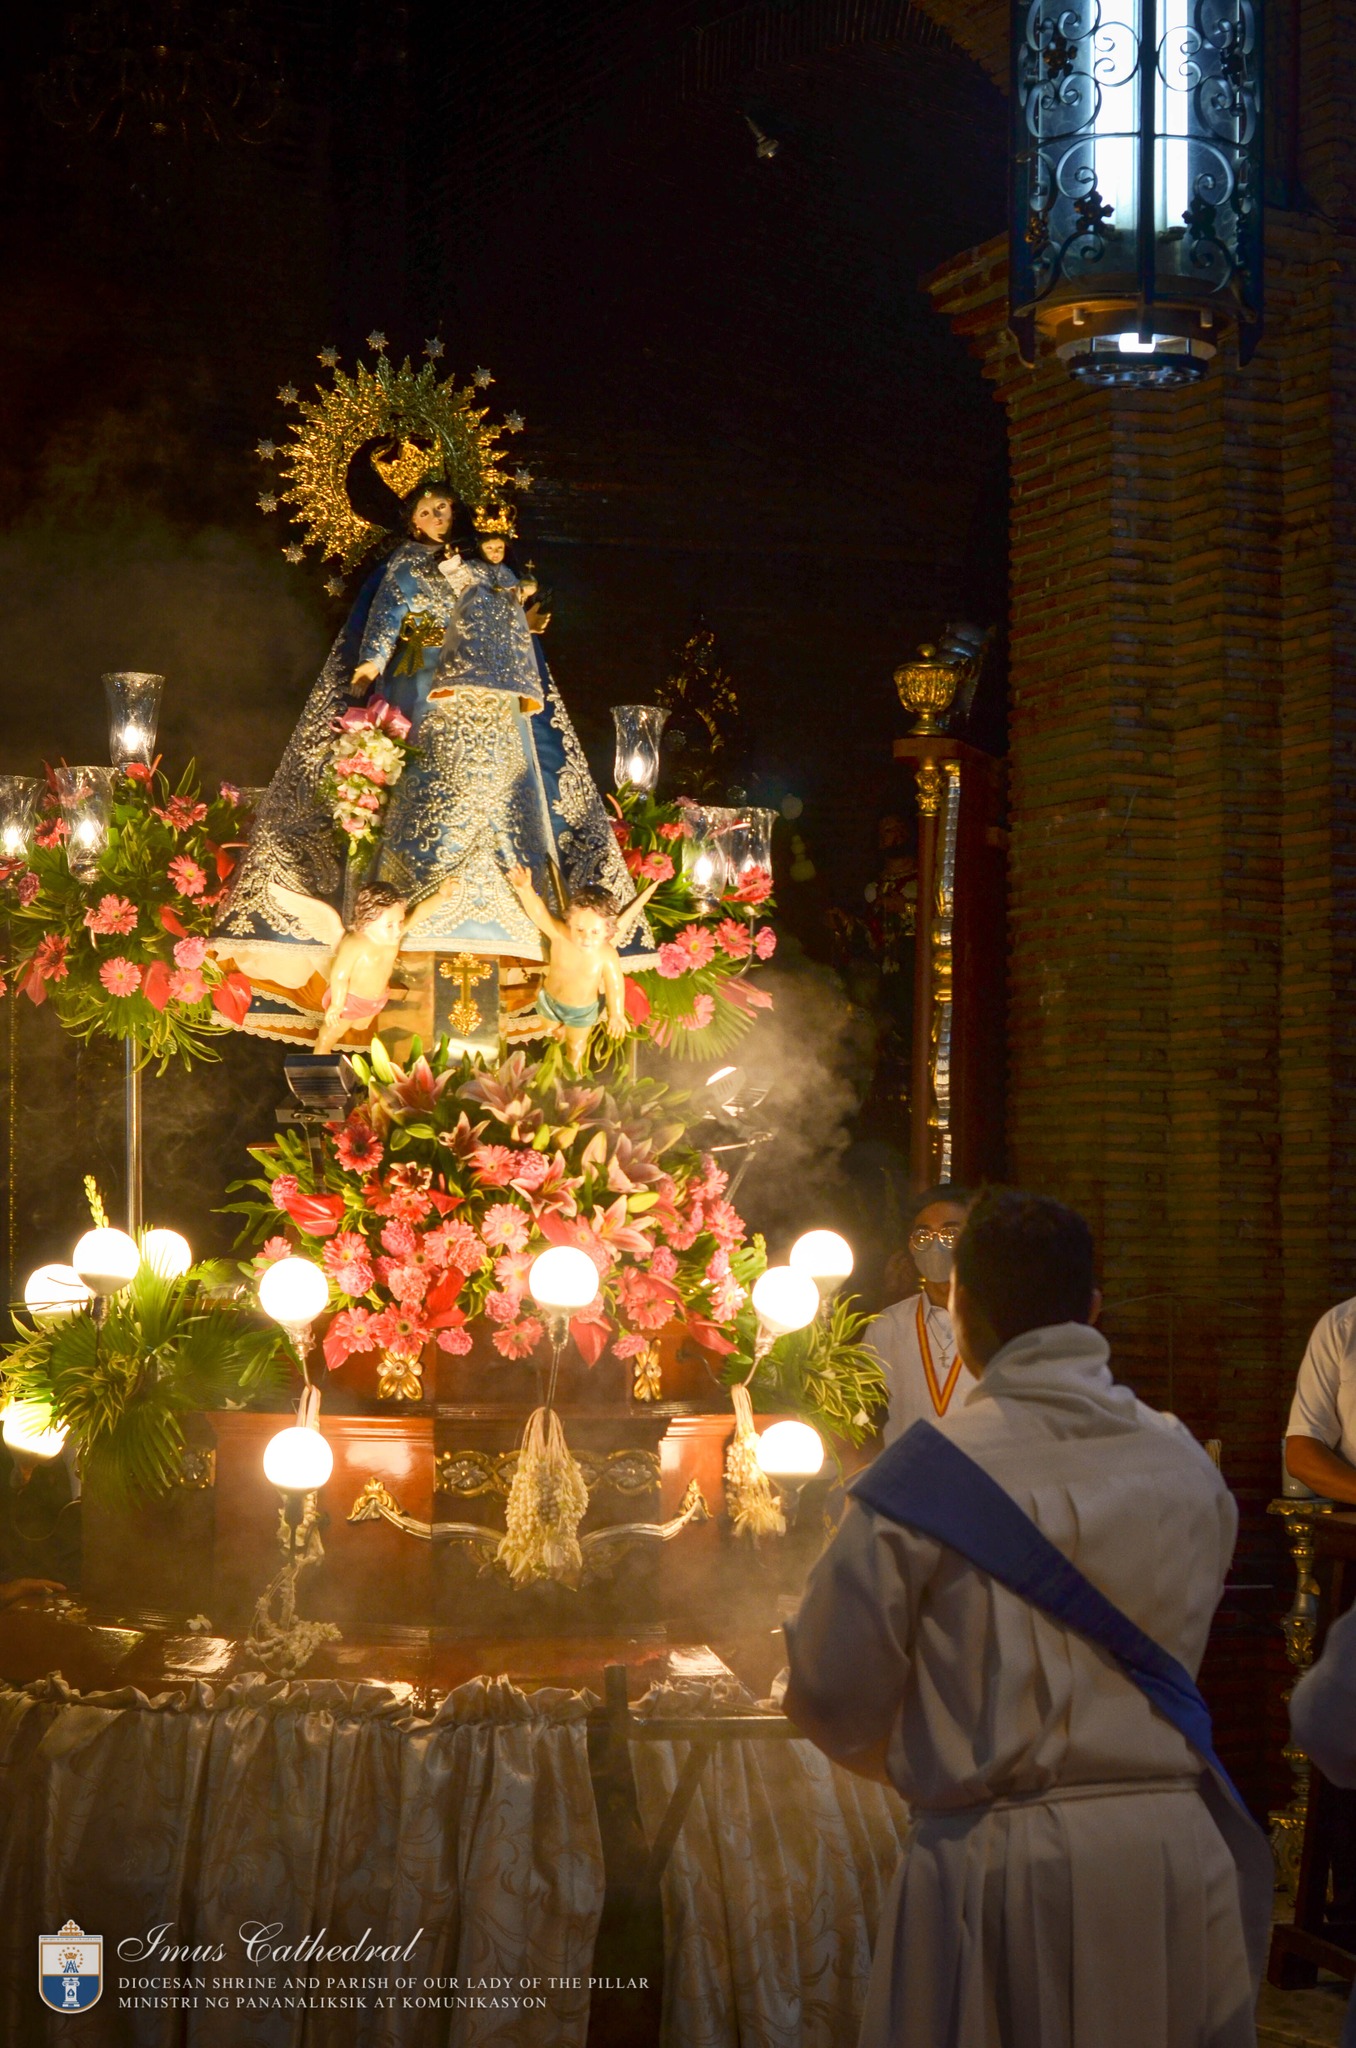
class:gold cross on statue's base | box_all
[438,953,492,1035]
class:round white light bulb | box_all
[72,1227,142,1294]
[529,1245,600,1313]
[755,1419,826,1480]
[24,1263,91,1324]
[789,1229,854,1287]
[141,1228,193,1280]
[751,1265,820,1336]
[262,1423,333,1492]
[2,1399,68,1460]
[258,1255,329,1328]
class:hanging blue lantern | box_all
[1010,0,1263,385]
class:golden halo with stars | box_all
[256,339,528,580]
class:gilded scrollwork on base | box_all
[435,1445,661,1498]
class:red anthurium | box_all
[427,1188,462,1215]
[279,1188,346,1238]
[424,1268,465,1321]
[569,1309,611,1368]
[142,959,173,1011]
[211,972,252,1025]
[623,977,651,1024]
[159,904,188,936]
[684,1313,739,1356]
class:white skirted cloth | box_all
[629,1679,910,2048]
[0,1673,603,2048]
[786,1322,1261,2048]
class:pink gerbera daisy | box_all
[99,956,142,997]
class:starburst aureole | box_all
[272,355,516,572]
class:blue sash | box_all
[850,1419,1245,1808]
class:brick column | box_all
[926,165,1356,1804]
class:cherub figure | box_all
[507,865,658,1065]
[268,878,462,1056]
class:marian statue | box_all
[210,347,649,1052]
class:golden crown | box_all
[473,501,517,538]
[371,437,442,499]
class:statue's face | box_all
[479,536,506,563]
[360,904,405,945]
[566,906,609,954]
[411,493,453,541]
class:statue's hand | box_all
[506,863,531,892]
[604,1011,627,1040]
[349,659,382,696]
[524,600,551,636]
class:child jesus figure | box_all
[507,864,652,1064]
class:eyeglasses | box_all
[909,1225,962,1252]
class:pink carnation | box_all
[84,893,138,937]
[220,782,241,803]
[98,955,141,997]
[381,1217,418,1258]
[656,942,687,979]
[173,935,208,970]
[15,871,39,907]
[168,966,207,1004]
[436,1327,473,1355]
[482,1202,530,1251]
[270,1174,299,1211]
[715,918,752,959]
[484,1288,521,1324]
[650,1245,678,1280]
[754,926,777,960]
[258,1235,291,1265]
[388,1261,431,1306]
[612,1331,649,1357]
[168,855,206,898]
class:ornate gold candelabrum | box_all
[1267,1495,1334,1893]
[894,644,970,736]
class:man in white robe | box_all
[785,1187,1266,2048]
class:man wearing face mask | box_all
[868,1186,975,1443]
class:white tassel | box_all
[496,1405,591,1584]
[724,1383,786,1538]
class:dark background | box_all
[0,0,1009,1285]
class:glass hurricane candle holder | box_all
[0,775,39,862]
[682,806,729,906]
[104,671,165,769]
[55,766,115,882]
[612,705,668,795]
[727,805,776,883]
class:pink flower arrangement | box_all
[333,1117,383,1172]
[323,1233,375,1296]
[153,796,208,830]
[168,855,206,898]
[84,893,138,938]
[482,1203,530,1251]
[98,956,141,997]
[426,1219,486,1272]
[715,918,752,959]
[492,1317,544,1359]
[326,698,412,846]
[754,926,776,960]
